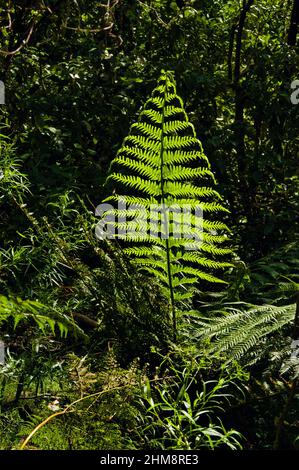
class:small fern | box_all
[98,71,231,338]
[187,303,296,363]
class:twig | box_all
[18,373,177,450]
[0,22,35,56]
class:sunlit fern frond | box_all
[97,70,232,338]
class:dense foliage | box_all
[0,0,298,450]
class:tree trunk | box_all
[288,0,299,46]
[233,0,254,217]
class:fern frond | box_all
[187,304,296,363]
[99,70,232,338]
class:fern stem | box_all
[159,74,176,341]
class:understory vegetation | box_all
[0,0,298,450]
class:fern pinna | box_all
[98,70,232,339]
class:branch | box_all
[19,375,170,450]
[287,0,299,46]
[0,21,35,56]
[234,0,254,84]
[228,23,237,81]
[70,312,99,329]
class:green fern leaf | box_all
[98,70,232,339]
